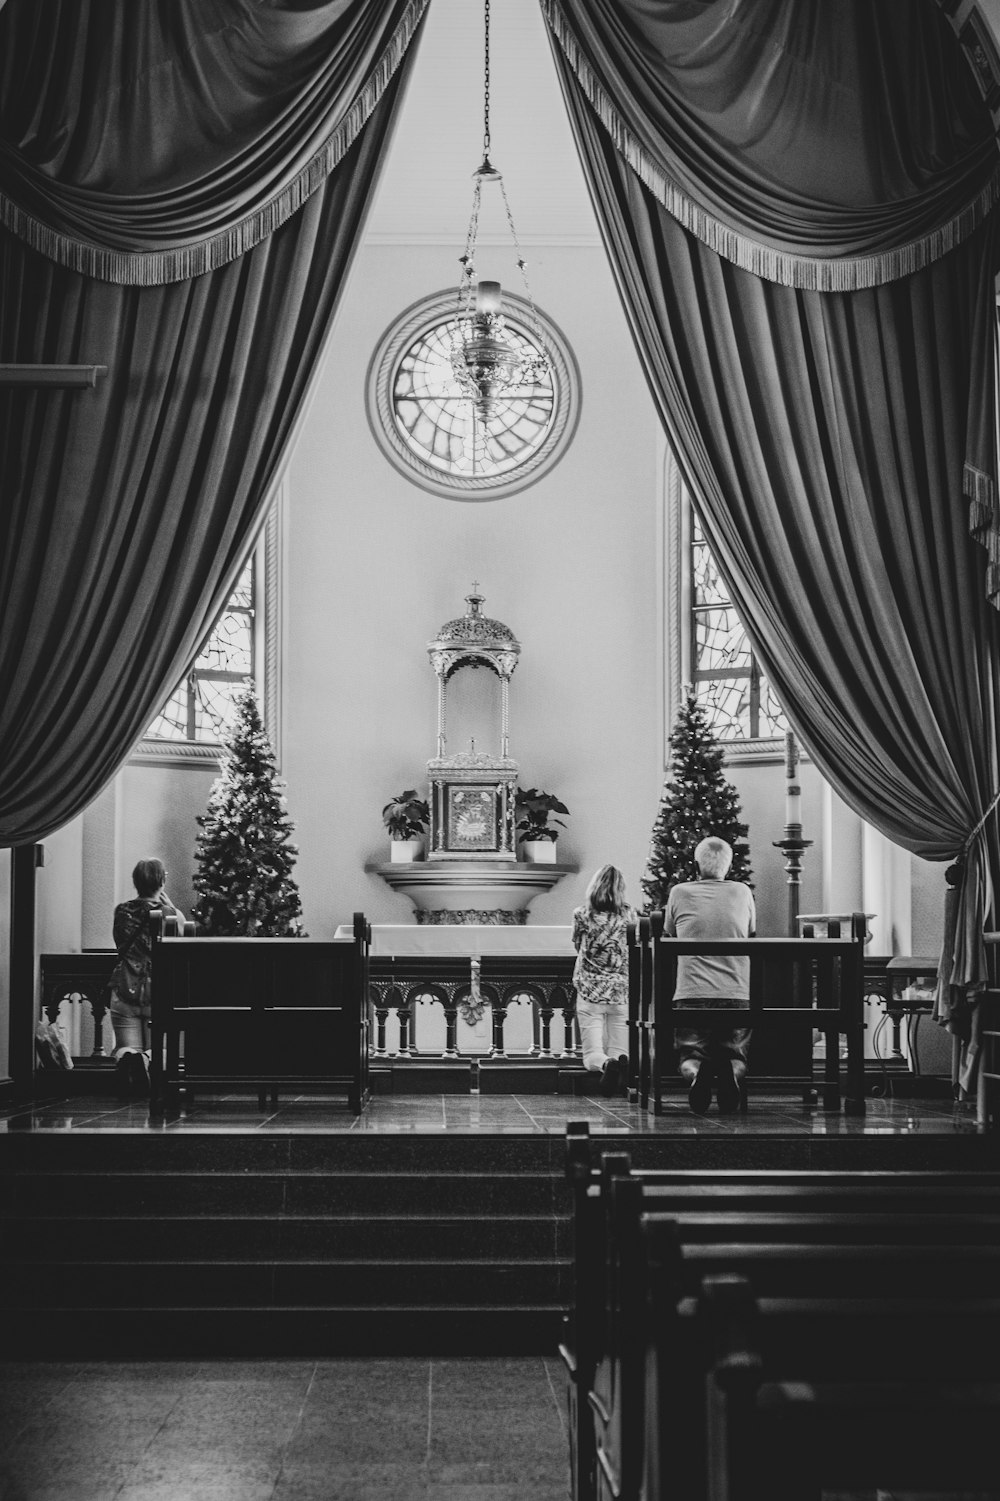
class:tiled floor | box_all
[0,1356,567,1500]
[0,1089,983,1137]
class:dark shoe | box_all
[688,1060,713,1115]
[601,1056,622,1097]
[616,1054,629,1097]
[716,1059,741,1115]
[117,1051,149,1099]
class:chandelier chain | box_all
[458,177,482,315]
[483,0,491,160]
[449,0,553,420]
[497,177,547,348]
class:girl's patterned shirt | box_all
[571,906,636,1005]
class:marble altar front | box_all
[335,924,574,955]
[337,923,579,1059]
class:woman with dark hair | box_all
[571,864,636,1097]
[108,858,183,1096]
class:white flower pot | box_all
[390,838,422,863]
[523,841,557,864]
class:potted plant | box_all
[515,787,569,863]
[382,789,430,862]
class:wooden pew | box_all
[696,1274,1000,1501]
[561,1127,1000,1501]
[149,912,371,1116]
[630,1196,1000,1501]
[628,913,866,1114]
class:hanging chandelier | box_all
[451,0,552,424]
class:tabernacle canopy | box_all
[0,0,427,283]
[542,0,1000,290]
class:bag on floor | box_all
[35,1021,73,1070]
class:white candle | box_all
[785,730,800,828]
[785,783,801,829]
[476,279,502,314]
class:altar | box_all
[336,924,575,957]
[336,922,580,1071]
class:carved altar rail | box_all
[368,954,579,1059]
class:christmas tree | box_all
[193,686,306,935]
[641,689,752,910]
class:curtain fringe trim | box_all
[541,0,1000,291]
[963,461,1000,608]
[0,0,429,286]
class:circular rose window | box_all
[366,288,581,501]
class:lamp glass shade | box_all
[475,280,502,314]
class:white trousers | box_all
[576,999,628,1074]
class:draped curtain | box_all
[0,0,429,846]
[542,0,1000,1020]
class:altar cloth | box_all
[334,923,575,957]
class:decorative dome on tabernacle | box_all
[432,586,519,651]
[428,587,521,680]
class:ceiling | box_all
[365,0,599,247]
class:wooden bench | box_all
[628,913,866,1115]
[630,1210,1000,1501]
[149,912,371,1116]
[561,1126,1000,1501]
[694,1275,1000,1501]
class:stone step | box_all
[1,1170,569,1218]
[4,1213,572,1261]
[0,1131,564,1174]
[5,1258,570,1309]
[0,1128,572,1353]
[2,1126,993,1173]
[1,1304,564,1357]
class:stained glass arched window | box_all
[139,498,280,760]
[691,513,788,741]
[366,289,580,501]
[144,558,256,745]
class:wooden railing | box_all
[368,953,579,1059]
[39,951,115,1060]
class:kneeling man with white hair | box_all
[664,836,755,1115]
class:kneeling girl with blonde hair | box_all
[571,865,636,1098]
